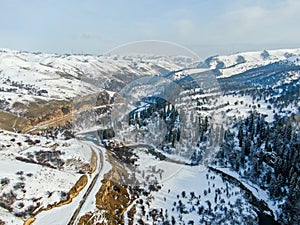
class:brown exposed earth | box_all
[0,99,73,133]
[0,111,29,132]
[0,90,114,134]
[77,149,137,225]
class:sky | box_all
[1,0,300,58]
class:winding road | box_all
[22,105,110,225]
[67,144,104,225]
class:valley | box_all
[0,48,299,224]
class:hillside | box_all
[0,48,299,225]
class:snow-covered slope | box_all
[0,48,199,116]
[0,130,96,223]
[205,48,300,78]
[1,47,299,110]
[0,47,299,225]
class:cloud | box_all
[211,0,300,45]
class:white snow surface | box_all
[207,48,300,78]
[0,130,94,224]
[124,148,257,224]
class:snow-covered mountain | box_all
[205,48,300,78]
[1,47,299,112]
[0,47,299,225]
[0,48,200,120]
